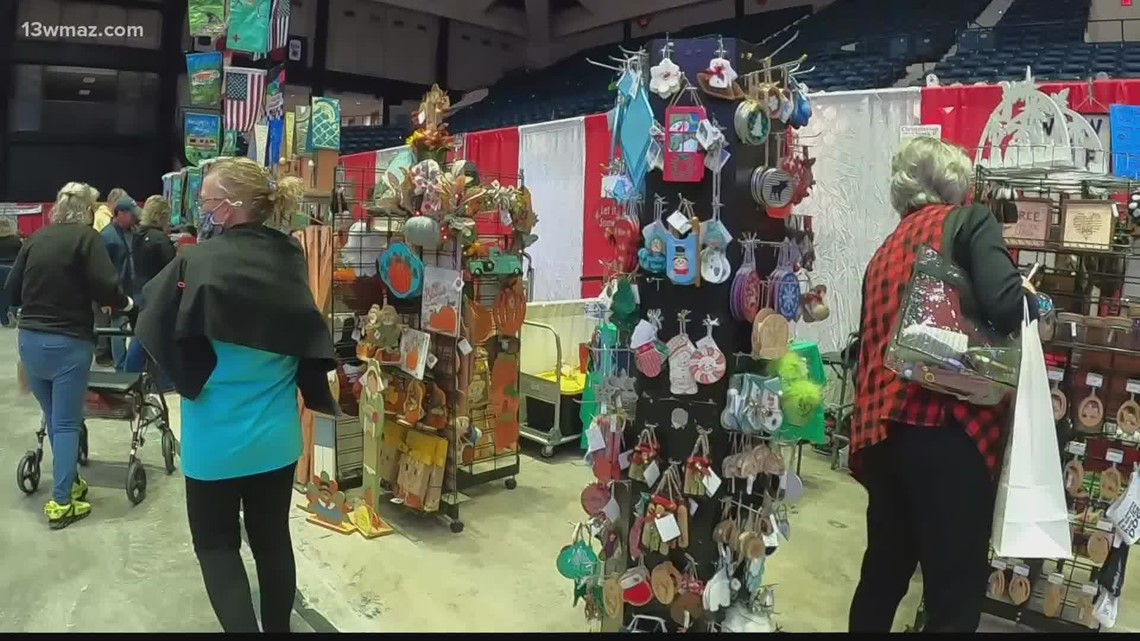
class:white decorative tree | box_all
[975,68,1078,169]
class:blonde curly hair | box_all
[140,195,172,229]
[207,157,304,228]
[52,182,100,225]
[890,136,973,216]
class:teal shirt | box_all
[180,340,303,481]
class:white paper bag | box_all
[991,301,1073,559]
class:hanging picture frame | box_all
[664,105,707,183]
[399,328,431,380]
[1062,200,1117,253]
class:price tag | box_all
[1013,565,1030,577]
[745,474,756,495]
[585,424,606,454]
[762,516,780,548]
[351,328,362,342]
[1127,379,1140,395]
[1087,372,1104,388]
[666,210,692,235]
[1068,441,1088,456]
[991,559,1007,570]
[703,469,723,498]
[656,513,681,543]
[618,450,632,470]
[426,353,438,369]
[1048,572,1065,585]
[1097,519,1114,532]
[603,495,621,523]
[689,498,699,517]
[1083,583,1099,596]
[1107,448,1125,464]
[457,339,473,355]
[1048,368,1065,382]
[643,460,661,487]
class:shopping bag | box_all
[991,300,1072,559]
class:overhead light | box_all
[78,89,91,96]
[82,77,95,83]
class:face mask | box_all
[198,198,241,241]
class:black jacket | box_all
[132,226,176,295]
[135,223,338,415]
[5,223,129,342]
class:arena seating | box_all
[927,0,1110,84]
[784,0,990,92]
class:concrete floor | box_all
[1,325,1139,633]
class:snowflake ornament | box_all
[650,57,683,99]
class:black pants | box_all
[185,463,297,633]
[849,426,995,633]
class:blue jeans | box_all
[109,314,130,371]
[19,329,94,504]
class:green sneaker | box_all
[72,477,89,502]
[44,499,91,530]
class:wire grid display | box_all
[967,165,1140,632]
[333,163,523,533]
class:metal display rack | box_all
[328,163,523,534]
[969,165,1140,633]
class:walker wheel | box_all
[161,431,176,475]
[505,478,517,490]
[16,452,40,495]
[125,460,147,505]
[541,446,555,459]
[78,423,89,466]
[450,520,465,534]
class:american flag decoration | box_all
[251,0,291,61]
[224,67,267,133]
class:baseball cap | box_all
[114,197,141,217]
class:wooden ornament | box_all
[1101,467,1123,502]
[987,570,1007,599]
[677,503,690,549]
[1077,392,1105,432]
[714,518,737,545]
[1008,574,1031,606]
[1052,388,1068,421]
[651,562,680,605]
[466,298,495,345]
[603,574,623,617]
[1087,531,1111,565]
[1118,399,1140,434]
[1078,594,1097,628]
[1065,460,1088,498]
[1043,584,1064,618]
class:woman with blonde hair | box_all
[847,137,1037,632]
[4,182,133,529]
[121,195,176,378]
[136,157,336,632]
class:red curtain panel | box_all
[463,127,521,237]
[338,151,378,222]
[581,113,613,298]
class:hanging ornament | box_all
[664,88,707,183]
[688,316,726,385]
[649,40,684,100]
[632,309,668,378]
[700,170,733,284]
[697,37,744,101]
[378,242,424,299]
[665,196,700,286]
[638,195,669,274]
[667,311,699,396]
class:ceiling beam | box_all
[370,0,527,37]
[525,0,551,43]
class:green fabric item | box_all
[580,324,619,450]
[778,340,828,445]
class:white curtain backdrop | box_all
[792,88,923,353]
[519,117,587,302]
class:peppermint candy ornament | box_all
[667,311,699,396]
[689,316,726,385]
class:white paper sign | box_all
[1107,472,1140,544]
[585,424,606,454]
[1013,565,1030,577]
[1083,583,1100,596]
[666,210,691,235]
[704,470,723,498]
[457,339,473,355]
[1048,572,1065,585]
[1087,372,1104,388]
[603,495,621,523]
[992,559,1007,570]
[643,460,661,487]
[656,513,681,543]
[900,124,942,144]
[1048,368,1065,382]
[1127,379,1140,395]
[1068,441,1088,456]
[1107,448,1125,464]
[1097,519,1115,532]
[689,498,698,516]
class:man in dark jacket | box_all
[100,197,140,370]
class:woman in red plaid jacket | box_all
[848,137,1037,632]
